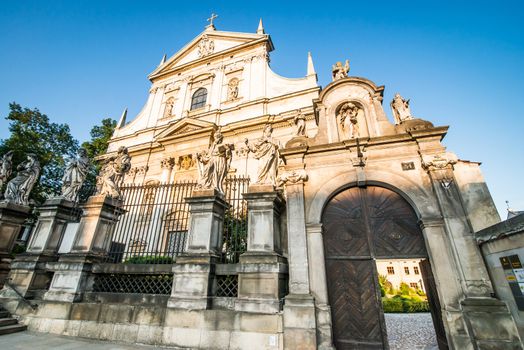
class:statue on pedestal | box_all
[390,93,414,124]
[332,60,349,81]
[196,130,233,194]
[338,102,360,139]
[61,148,90,202]
[98,146,131,199]
[4,153,40,206]
[0,151,14,191]
[245,124,280,185]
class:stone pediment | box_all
[149,30,272,80]
[154,118,217,143]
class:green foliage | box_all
[79,118,116,199]
[399,282,411,295]
[382,297,404,312]
[382,296,430,313]
[123,255,174,264]
[222,211,247,263]
[0,103,78,203]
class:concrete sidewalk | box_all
[1,331,182,349]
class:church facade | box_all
[2,20,522,350]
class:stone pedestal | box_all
[168,189,228,310]
[44,195,124,302]
[236,185,288,314]
[2,198,79,298]
[0,202,31,288]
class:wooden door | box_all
[322,186,445,349]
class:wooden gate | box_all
[322,186,446,349]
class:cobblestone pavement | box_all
[385,313,438,350]
[0,331,181,349]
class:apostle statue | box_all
[61,148,90,202]
[244,124,280,185]
[390,93,414,124]
[196,130,233,194]
[338,102,360,139]
[98,146,131,199]
[332,59,350,81]
[4,153,40,206]
[0,150,14,191]
[294,112,306,137]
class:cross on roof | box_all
[207,13,218,27]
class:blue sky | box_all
[1,1,523,217]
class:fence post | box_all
[1,197,79,298]
[43,195,124,302]
[235,184,288,313]
[0,202,31,289]
[168,188,228,310]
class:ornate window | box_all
[190,88,207,110]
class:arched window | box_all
[190,88,207,110]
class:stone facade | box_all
[1,21,522,350]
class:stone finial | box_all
[244,124,280,186]
[116,108,127,129]
[390,93,414,124]
[332,59,349,81]
[206,13,218,30]
[97,146,131,199]
[159,54,167,66]
[0,150,14,192]
[61,148,91,202]
[4,153,40,206]
[257,18,265,34]
[307,52,316,78]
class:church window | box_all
[414,266,420,275]
[191,88,207,110]
[387,266,394,274]
[404,266,410,275]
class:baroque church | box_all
[1,17,523,350]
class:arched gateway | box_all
[322,185,447,349]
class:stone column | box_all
[279,170,318,350]
[3,197,79,298]
[43,195,124,302]
[235,184,288,313]
[168,189,228,310]
[422,154,522,349]
[0,202,31,288]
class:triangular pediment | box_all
[149,29,272,80]
[155,118,217,142]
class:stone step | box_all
[0,324,27,335]
[0,311,9,318]
[0,318,17,327]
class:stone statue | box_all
[245,124,280,185]
[196,130,233,193]
[0,151,14,191]
[332,60,349,81]
[98,146,131,199]
[338,102,360,139]
[227,79,239,101]
[390,93,413,124]
[61,148,90,202]
[4,153,40,206]
[294,112,306,137]
[164,97,175,118]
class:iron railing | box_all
[105,176,249,265]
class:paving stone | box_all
[385,313,438,350]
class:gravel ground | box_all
[385,313,438,350]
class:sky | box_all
[0,0,523,217]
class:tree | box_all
[0,103,78,204]
[79,118,116,199]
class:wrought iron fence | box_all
[105,176,249,265]
[92,273,173,294]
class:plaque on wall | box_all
[500,254,524,310]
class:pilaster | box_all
[168,189,228,310]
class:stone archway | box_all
[321,185,447,349]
